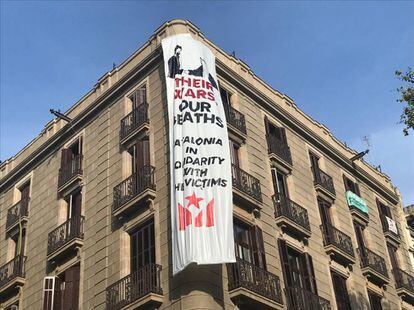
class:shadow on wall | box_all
[349,290,391,310]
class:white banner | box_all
[385,216,398,235]
[162,34,236,274]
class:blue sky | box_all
[1,1,413,203]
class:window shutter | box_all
[304,253,318,294]
[135,140,144,170]
[250,226,266,270]
[60,148,73,167]
[279,127,287,144]
[63,265,80,310]
[278,239,293,287]
[20,182,30,212]
[343,175,349,192]
[264,115,270,136]
[143,139,150,167]
[139,85,147,105]
[354,182,361,196]
[43,276,61,310]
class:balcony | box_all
[380,215,401,246]
[47,216,84,262]
[0,255,26,301]
[312,167,335,200]
[113,165,156,219]
[359,248,389,286]
[225,106,247,142]
[106,264,162,310]
[119,104,150,146]
[267,136,293,170]
[6,200,29,234]
[232,164,262,208]
[58,154,83,194]
[393,268,414,305]
[285,286,331,310]
[227,259,283,309]
[274,194,311,240]
[320,224,355,266]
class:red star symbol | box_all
[185,192,203,209]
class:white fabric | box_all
[162,34,236,275]
[385,216,398,235]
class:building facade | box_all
[1,19,413,310]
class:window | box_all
[233,220,266,269]
[318,198,332,229]
[13,229,26,257]
[128,138,151,174]
[309,152,320,181]
[43,265,80,310]
[264,116,287,144]
[367,290,382,310]
[387,243,399,270]
[343,175,360,196]
[65,190,82,220]
[229,139,240,167]
[220,87,231,111]
[331,271,351,310]
[129,85,147,110]
[278,239,317,293]
[130,219,155,272]
[60,138,83,170]
[353,222,366,255]
[271,168,288,198]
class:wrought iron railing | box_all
[227,258,283,304]
[120,104,149,141]
[273,194,310,231]
[231,164,262,202]
[0,255,26,288]
[106,264,162,310]
[6,200,29,230]
[58,154,83,188]
[393,268,414,293]
[267,136,292,165]
[312,167,335,196]
[113,165,156,211]
[320,224,354,258]
[47,216,84,255]
[285,286,331,310]
[225,105,247,134]
[380,215,400,237]
[359,248,388,279]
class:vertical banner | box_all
[162,34,235,274]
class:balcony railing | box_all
[267,136,292,165]
[58,154,83,188]
[273,194,310,232]
[113,165,156,212]
[393,268,414,294]
[312,167,335,196]
[320,224,355,258]
[47,216,84,255]
[106,264,162,310]
[6,200,29,230]
[0,255,26,289]
[285,286,331,310]
[225,106,247,134]
[120,104,149,141]
[231,164,262,202]
[227,258,283,304]
[359,248,388,279]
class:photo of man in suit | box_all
[167,44,218,89]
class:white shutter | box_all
[42,276,56,310]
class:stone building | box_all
[1,19,413,310]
